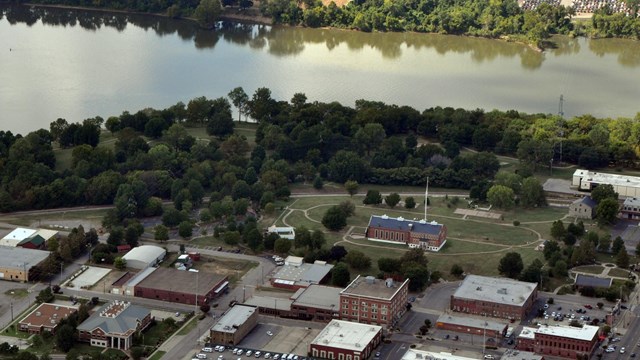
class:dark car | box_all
[621,305,629,309]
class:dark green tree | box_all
[450,264,464,277]
[344,250,372,270]
[591,184,618,203]
[322,206,348,231]
[331,262,351,287]
[385,193,401,208]
[55,324,76,352]
[193,0,222,28]
[363,190,382,205]
[596,198,619,226]
[404,196,416,209]
[612,236,625,254]
[498,252,524,279]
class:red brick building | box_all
[309,320,382,360]
[365,215,447,252]
[76,301,153,350]
[134,267,228,305]
[19,303,77,334]
[450,275,538,320]
[516,325,600,359]
[339,275,409,329]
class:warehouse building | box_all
[450,275,538,320]
[365,215,447,252]
[0,247,51,282]
[572,169,640,198]
[309,320,382,360]
[291,284,341,322]
[516,325,600,359]
[0,228,58,249]
[340,275,409,328]
[270,257,334,290]
[210,304,258,345]
[121,245,166,269]
[134,267,228,305]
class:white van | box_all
[196,354,208,359]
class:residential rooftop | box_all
[436,314,508,333]
[136,267,227,295]
[341,275,409,300]
[452,275,537,306]
[292,285,341,311]
[0,246,51,270]
[211,305,257,334]
[400,349,477,360]
[310,320,381,352]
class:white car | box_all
[196,354,208,359]
[484,355,494,359]
[202,348,213,353]
[255,351,262,358]
[622,347,627,354]
[606,348,615,353]
[265,353,271,359]
[267,331,274,336]
[247,350,253,356]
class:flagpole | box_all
[424,177,429,221]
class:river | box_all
[1,4,640,135]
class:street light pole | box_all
[10,301,13,322]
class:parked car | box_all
[484,355,494,359]
[584,304,593,309]
[202,347,213,353]
[267,331,273,336]
[621,347,626,354]
[621,305,629,309]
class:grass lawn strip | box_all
[572,265,605,275]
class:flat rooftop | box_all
[401,349,477,360]
[453,275,537,306]
[574,169,640,190]
[244,295,293,311]
[211,305,257,334]
[19,303,77,329]
[341,275,408,300]
[0,246,51,270]
[501,349,543,360]
[436,314,508,333]
[136,267,226,295]
[293,285,341,310]
[534,324,599,341]
[311,320,381,352]
[272,262,333,285]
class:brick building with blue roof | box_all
[365,215,447,252]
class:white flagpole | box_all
[424,177,429,221]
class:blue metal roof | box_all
[578,196,597,208]
[574,274,612,288]
[368,215,443,235]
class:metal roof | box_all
[574,274,612,288]
[272,262,333,286]
[293,285,341,310]
[77,301,150,336]
[136,267,227,296]
[573,196,596,208]
[453,275,537,306]
[367,215,443,236]
[0,246,50,270]
[574,169,640,190]
[310,320,381,352]
[121,245,166,265]
[436,314,508,333]
[400,349,477,360]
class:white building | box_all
[572,169,640,198]
[267,226,295,240]
[309,320,382,360]
[400,349,477,360]
[121,245,166,269]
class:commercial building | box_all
[516,325,600,359]
[572,169,640,198]
[0,246,51,282]
[0,228,57,249]
[400,349,477,360]
[291,284,342,322]
[568,197,596,220]
[501,349,543,360]
[210,304,258,345]
[134,267,228,305]
[365,215,447,252]
[267,225,296,240]
[339,275,409,328]
[270,258,334,290]
[450,275,538,320]
[243,294,293,317]
[121,245,166,269]
[309,320,382,360]
[435,314,508,339]
[19,303,77,334]
[621,197,640,220]
[77,301,153,350]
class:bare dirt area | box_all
[321,0,351,6]
[195,256,258,280]
[90,268,128,294]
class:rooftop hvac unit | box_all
[365,276,376,284]
[398,217,404,221]
[381,214,388,219]
[36,312,41,316]
[385,278,394,287]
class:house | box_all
[568,196,596,219]
[77,301,152,350]
[620,197,640,220]
[365,215,447,252]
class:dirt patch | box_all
[321,0,351,6]
[90,269,128,294]
[194,256,258,280]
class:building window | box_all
[352,300,357,305]
[342,299,348,303]
[339,354,344,360]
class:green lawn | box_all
[5,288,29,298]
[608,268,632,278]
[177,316,199,335]
[573,265,605,275]
[140,320,179,347]
[3,324,32,339]
[278,209,321,229]
[190,235,228,249]
[148,351,166,360]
